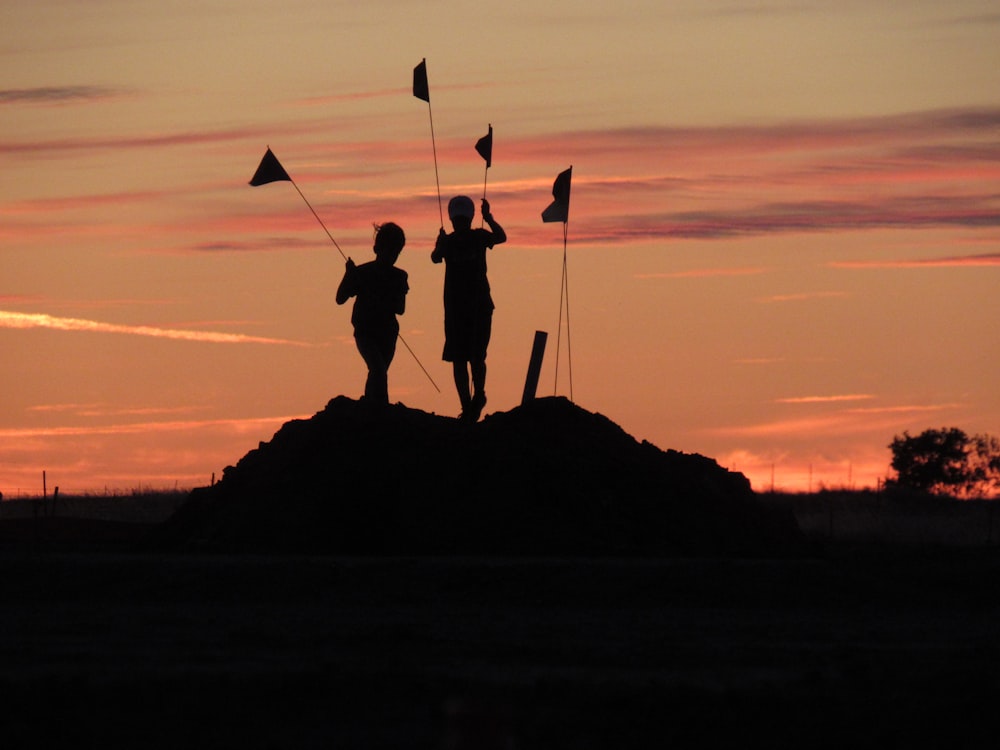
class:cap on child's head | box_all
[448,195,475,221]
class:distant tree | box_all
[888,427,1000,498]
[968,433,1000,498]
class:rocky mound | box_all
[155,397,802,556]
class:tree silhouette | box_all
[889,427,1000,498]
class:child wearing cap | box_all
[431,196,507,421]
[336,222,409,406]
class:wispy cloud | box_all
[709,402,962,439]
[635,267,766,279]
[0,310,310,346]
[756,291,849,304]
[26,403,208,419]
[830,253,1000,270]
[776,394,876,404]
[0,414,308,439]
[6,105,999,253]
[0,120,331,156]
[0,86,124,105]
[293,81,492,108]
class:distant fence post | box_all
[521,331,548,405]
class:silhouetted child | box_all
[336,222,408,406]
[431,196,506,421]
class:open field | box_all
[2,494,999,748]
[762,490,1000,548]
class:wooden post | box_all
[521,331,548,405]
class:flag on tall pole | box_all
[249,148,291,186]
[542,166,574,400]
[249,147,346,259]
[475,124,493,169]
[476,124,493,223]
[413,58,443,226]
[541,166,572,224]
[412,59,430,103]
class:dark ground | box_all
[3,400,998,747]
[2,545,999,748]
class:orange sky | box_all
[2,1,999,495]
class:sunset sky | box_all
[3,0,999,496]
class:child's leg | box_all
[356,334,390,404]
[452,361,471,411]
[471,359,487,404]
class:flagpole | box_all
[542,165,573,402]
[476,124,493,228]
[427,104,444,227]
[414,59,444,227]
[250,147,439,393]
[562,222,573,401]
[553,221,573,401]
[289,180,347,261]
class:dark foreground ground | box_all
[2,540,999,748]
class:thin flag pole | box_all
[480,166,489,228]
[289,180,347,262]
[250,147,439,392]
[414,59,444,227]
[553,221,573,401]
[396,332,440,393]
[475,124,493,227]
[428,103,444,227]
[541,165,573,401]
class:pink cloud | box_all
[0,310,310,346]
[830,253,1000,269]
[0,414,305,439]
[6,106,998,254]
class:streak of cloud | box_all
[776,394,876,404]
[756,291,850,304]
[0,414,309,439]
[830,253,1000,269]
[0,86,123,105]
[634,267,766,279]
[0,310,310,346]
[709,402,962,439]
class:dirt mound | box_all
[155,397,802,555]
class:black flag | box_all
[249,148,291,186]
[541,166,572,223]
[413,59,430,102]
[475,124,493,169]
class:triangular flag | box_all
[475,124,493,169]
[249,148,291,186]
[541,166,572,223]
[413,59,430,103]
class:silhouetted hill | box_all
[155,397,802,555]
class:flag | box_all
[541,166,572,223]
[249,148,291,186]
[413,59,429,102]
[475,124,493,169]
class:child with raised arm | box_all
[336,222,408,406]
[431,196,506,421]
